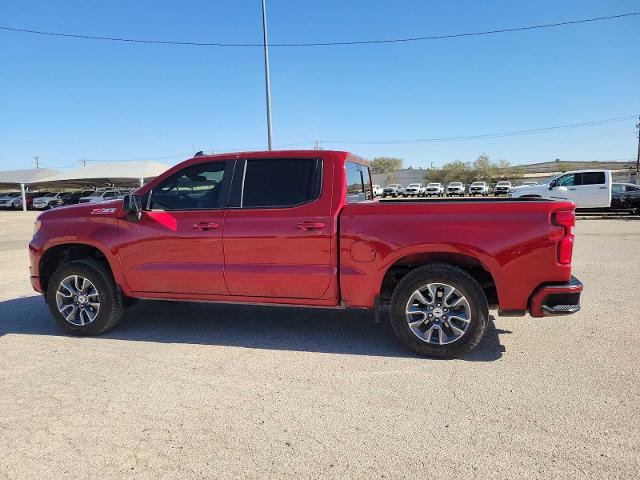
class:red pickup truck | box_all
[29,150,583,358]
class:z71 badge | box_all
[91,208,117,215]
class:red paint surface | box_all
[30,150,578,316]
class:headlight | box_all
[33,220,41,235]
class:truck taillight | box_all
[552,210,575,264]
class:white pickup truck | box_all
[508,169,612,208]
[469,181,489,196]
[404,183,426,197]
[425,183,444,197]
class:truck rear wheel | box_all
[46,260,124,336]
[389,264,488,358]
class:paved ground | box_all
[0,211,638,479]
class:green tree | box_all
[370,157,403,174]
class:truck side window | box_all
[579,172,605,185]
[346,162,373,203]
[241,158,321,208]
[150,161,230,210]
[557,174,576,187]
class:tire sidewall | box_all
[390,265,488,358]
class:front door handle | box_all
[568,188,577,191]
[599,186,607,189]
[192,222,219,231]
[297,222,325,231]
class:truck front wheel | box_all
[389,263,488,358]
[46,259,124,336]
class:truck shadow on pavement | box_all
[0,296,508,361]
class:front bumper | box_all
[528,276,583,317]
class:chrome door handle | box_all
[297,222,325,231]
[192,222,219,231]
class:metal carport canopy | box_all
[0,168,62,211]
[30,161,171,189]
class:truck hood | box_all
[510,185,545,194]
[36,199,123,221]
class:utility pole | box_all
[261,0,273,150]
[33,156,39,168]
[635,115,640,178]
[80,158,87,167]
[314,140,322,150]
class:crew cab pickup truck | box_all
[29,151,583,358]
[508,170,612,208]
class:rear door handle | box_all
[297,222,325,231]
[192,222,219,231]
[599,186,607,189]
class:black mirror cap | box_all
[549,180,556,190]
[123,194,142,214]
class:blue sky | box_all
[0,0,638,170]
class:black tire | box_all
[389,263,488,358]
[46,259,124,336]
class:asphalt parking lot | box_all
[1,211,639,479]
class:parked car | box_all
[446,182,465,197]
[404,183,425,197]
[469,181,489,197]
[372,184,383,197]
[30,150,583,359]
[493,181,512,196]
[611,183,640,213]
[79,189,126,204]
[47,191,93,209]
[521,181,538,186]
[33,192,65,210]
[508,170,612,208]
[381,184,403,198]
[425,183,444,197]
[11,192,50,210]
[0,192,22,209]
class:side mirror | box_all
[548,180,557,190]
[123,194,142,216]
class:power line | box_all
[0,12,638,48]
[319,115,638,145]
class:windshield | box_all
[471,182,484,186]
[427,183,439,187]
[44,192,58,197]
[449,183,462,187]
[408,184,420,188]
[388,184,400,188]
[496,181,511,186]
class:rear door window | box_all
[579,172,606,185]
[240,158,322,208]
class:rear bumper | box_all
[528,276,583,317]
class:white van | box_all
[509,170,611,208]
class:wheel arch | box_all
[39,243,118,295]
[379,251,499,308]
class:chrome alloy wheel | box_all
[55,275,100,326]
[405,283,472,345]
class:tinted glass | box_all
[612,184,624,194]
[150,161,229,210]
[579,172,605,185]
[242,158,321,208]
[557,174,576,186]
[346,162,372,202]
